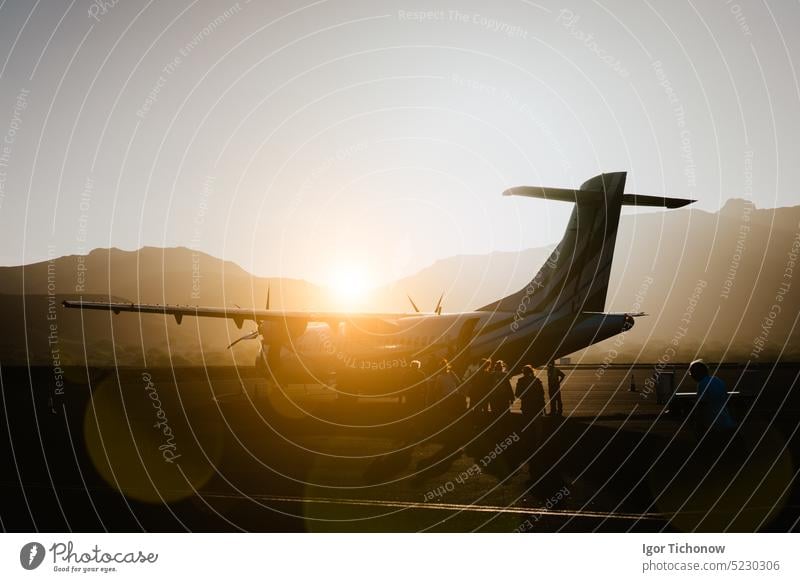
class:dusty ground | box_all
[1,364,798,532]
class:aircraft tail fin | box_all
[479,172,693,317]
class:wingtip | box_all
[502,186,531,197]
[667,198,697,209]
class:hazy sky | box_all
[1,0,798,287]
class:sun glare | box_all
[328,263,372,305]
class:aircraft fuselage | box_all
[260,310,633,389]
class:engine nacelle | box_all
[258,319,308,344]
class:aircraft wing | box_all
[62,299,410,328]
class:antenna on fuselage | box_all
[266,285,271,310]
[434,293,444,315]
[407,295,420,313]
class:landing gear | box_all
[255,349,267,376]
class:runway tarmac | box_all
[1,364,798,532]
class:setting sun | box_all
[327,263,373,304]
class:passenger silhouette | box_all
[403,360,427,412]
[489,360,514,416]
[517,364,547,478]
[517,365,546,419]
[468,358,494,416]
[433,359,463,420]
[547,361,565,417]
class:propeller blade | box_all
[227,329,259,349]
[407,295,420,313]
[434,292,444,315]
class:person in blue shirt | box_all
[689,359,736,438]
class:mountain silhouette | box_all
[0,247,325,366]
[1,199,797,366]
[367,198,800,362]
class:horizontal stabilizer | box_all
[583,311,648,317]
[503,186,694,209]
[503,186,594,202]
[621,193,695,208]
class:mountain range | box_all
[1,198,797,366]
